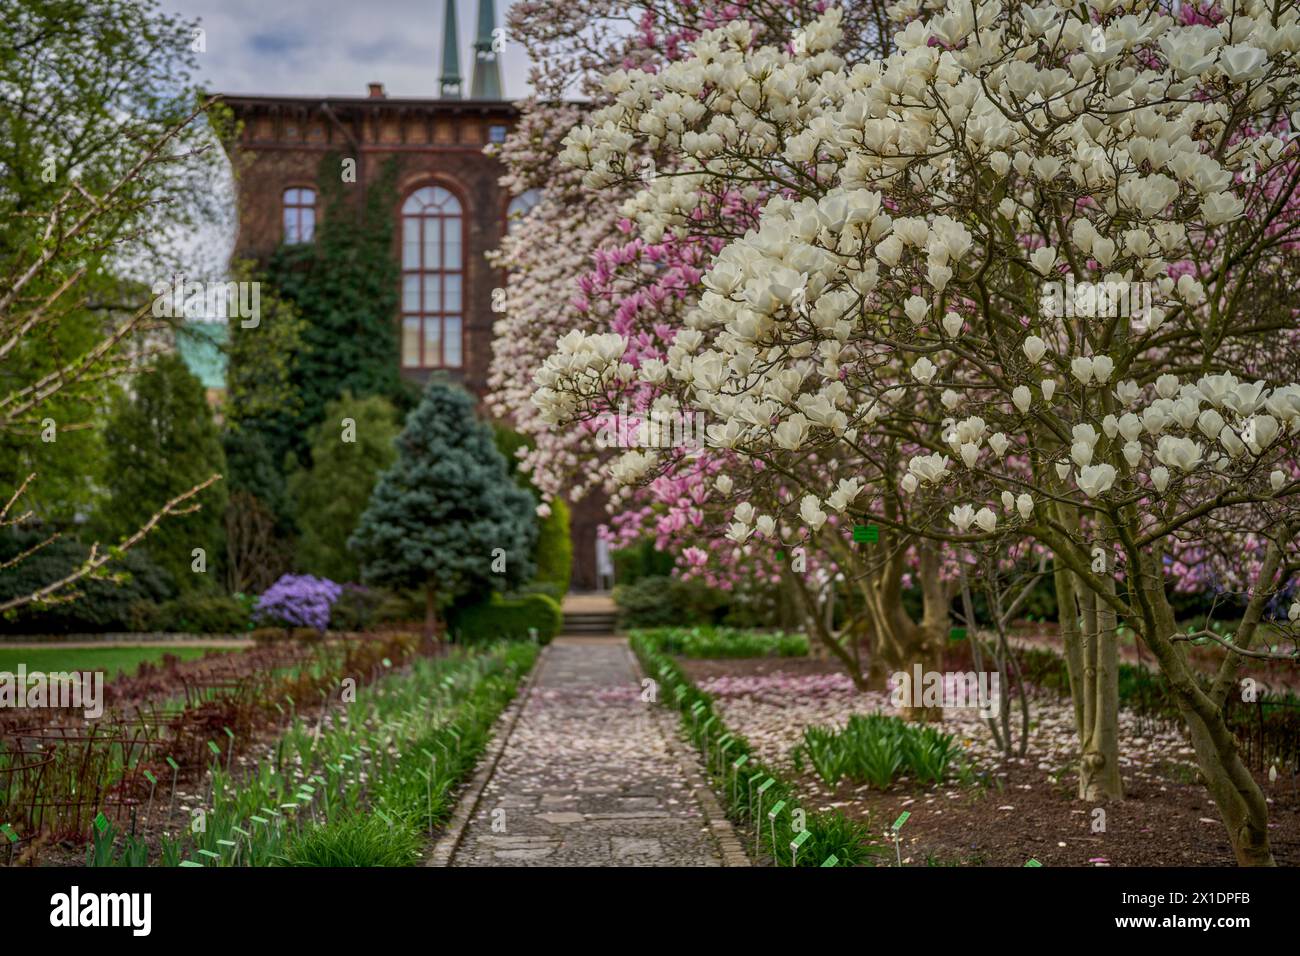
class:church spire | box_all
[439,0,462,98]
[470,0,502,99]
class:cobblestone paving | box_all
[450,639,727,866]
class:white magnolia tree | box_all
[537,1,1300,864]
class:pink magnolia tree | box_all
[498,0,963,695]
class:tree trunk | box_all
[423,578,439,650]
[1078,571,1123,801]
[1134,550,1274,865]
[1049,503,1123,800]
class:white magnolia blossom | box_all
[800,495,828,531]
[1022,335,1047,364]
[826,477,863,512]
[942,311,963,338]
[1012,386,1032,413]
[1077,463,1118,498]
[950,504,975,533]
[911,357,937,384]
[908,453,952,485]
[1155,435,1204,473]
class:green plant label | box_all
[166,756,179,771]
[94,812,109,834]
[197,849,220,860]
[768,800,786,820]
[178,860,204,867]
[250,816,269,825]
[223,726,235,739]
[1024,858,1042,867]
[733,754,749,770]
[949,627,967,641]
[757,777,776,795]
[0,823,18,843]
[217,839,236,848]
[852,524,880,543]
[375,808,393,825]
[790,830,811,850]
[821,855,839,867]
[206,740,222,757]
[143,770,157,785]
[892,811,910,831]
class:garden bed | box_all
[8,640,536,867]
[678,659,1300,866]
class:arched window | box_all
[283,187,316,243]
[505,188,542,233]
[401,185,464,369]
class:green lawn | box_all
[0,645,228,679]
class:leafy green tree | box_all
[493,423,571,594]
[350,381,537,639]
[264,156,409,458]
[98,355,227,592]
[1,0,223,524]
[289,392,399,582]
[223,260,307,526]
[533,497,573,594]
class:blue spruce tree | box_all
[349,380,537,641]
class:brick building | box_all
[220,0,607,590]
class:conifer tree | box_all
[290,391,399,582]
[98,354,227,592]
[350,381,537,639]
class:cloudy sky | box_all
[166,0,535,99]
[161,0,536,276]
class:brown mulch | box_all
[679,655,1300,867]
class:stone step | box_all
[561,611,619,636]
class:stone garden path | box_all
[440,637,746,867]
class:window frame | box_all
[282,185,317,244]
[399,183,468,371]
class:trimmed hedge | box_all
[534,498,572,594]
[614,575,728,628]
[152,592,251,633]
[634,625,808,658]
[0,531,175,633]
[631,632,879,866]
[450,592,562,645]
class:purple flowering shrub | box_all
[254,574,343,633]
